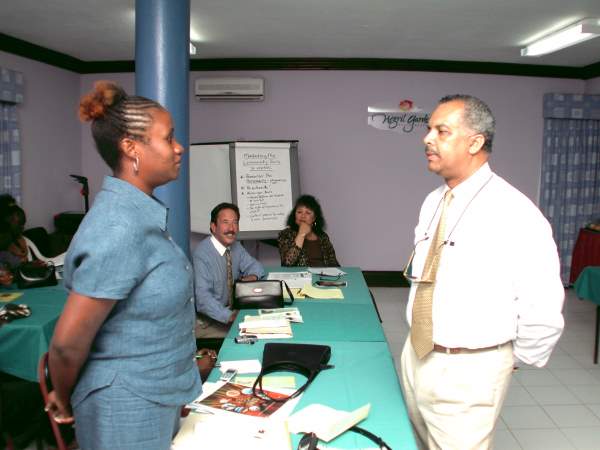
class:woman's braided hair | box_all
[79,81,164,170]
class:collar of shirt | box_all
[446,162,493,204]
[102,176,168,231]
[210,234,229,256]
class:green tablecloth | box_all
[574,266,600,305]
[210,340,417,450]
[0,284,67,381]
[230,302,385,342]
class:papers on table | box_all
[177,381,300,450]
[259,307,303,323]
[234,375,297,390]
[300,284,344,300]
[308,267,346,277]
[266,271,312,289]
[239,315,293,339]
[287,403,371,442]
[0,292,23,303]
[218,359,262,374]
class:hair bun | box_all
[78,80,126,122]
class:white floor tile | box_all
[501,406,556,429]
[568,385,600,404]
[526,385,581,405]
[586,403,600,420]
[561,427,600,450]
[550,369,600,385]
[492,429,522,450]
[513,369,562,386]
[545,354,585,370]
[511,428,575,450]
[588,369,600,382]
[504,385,538,406]
[543,405,600,428]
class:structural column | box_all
[135,0,191,255]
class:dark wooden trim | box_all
[363,270,410,288]
[79,60,135,74]
[190,58,584,79]
[582,61,600,80]
[0,33,83,73]
[2,33,599,79]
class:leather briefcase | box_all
[233,280,294,310]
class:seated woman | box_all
[2,205,29,263]
[278,195,339,267]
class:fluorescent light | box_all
[521,18,600,56]
[189,42,197,55]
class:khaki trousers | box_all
[194,314,230,339]
[400,336,513,450]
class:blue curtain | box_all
[540,93,600,283]
[0,67,24,203]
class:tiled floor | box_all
[372,286,600,450]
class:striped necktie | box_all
[225,248,233,307]
[411,190,453,359]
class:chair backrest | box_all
[38,352,69,450]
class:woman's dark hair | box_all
[286,195,326,235]
[79,81,164,170]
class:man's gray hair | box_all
[439,94,495,152]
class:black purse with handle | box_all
[233,280,294,309]
[15,261,57,289]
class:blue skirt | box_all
[73,380,181,450]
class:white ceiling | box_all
[2,0,600,67]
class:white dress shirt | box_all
[406,163,565,367]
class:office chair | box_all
[24,237,66,279]
[38,353,69,450]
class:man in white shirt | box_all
[400,95,564,450]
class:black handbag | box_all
[233,280,294,309]
[252,342,333,402]
[15,261,57,289]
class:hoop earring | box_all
[133,156,139,175]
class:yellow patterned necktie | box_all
[225,248,233,307]
[411,190,453,359]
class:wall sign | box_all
[368,99,430,133]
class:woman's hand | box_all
[45,390,75,424]
[298,221,312,238]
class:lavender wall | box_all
[585,76,600,94]
[0,51,82,231]
[80,71,583,269]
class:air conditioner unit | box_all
[194,77,264,101]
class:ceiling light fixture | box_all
[521,18,600,56]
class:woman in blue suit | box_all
[46,81,201,450]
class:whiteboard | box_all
[189,143,231,234]
[189,141,300,239]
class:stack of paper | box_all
[299,284,344,300]
[258,307,303,323]
[239,315,293,339]
[266,271,312,289]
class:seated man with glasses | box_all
[193,203,265,340]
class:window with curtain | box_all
[540,93,600,284]
[0,67,24,203]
